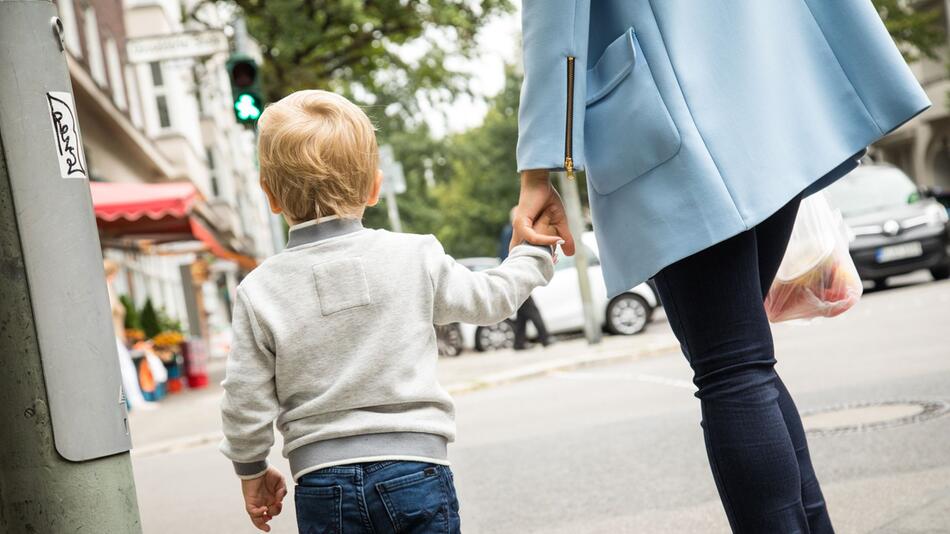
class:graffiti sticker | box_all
[46,91,87,179]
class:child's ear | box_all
[366,169,383,207]
[260,181,283,215]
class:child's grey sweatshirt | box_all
[219,218,554,480]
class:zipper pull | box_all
[565,157,575,180]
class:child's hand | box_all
[241,467,287,532]
[526,208,565,260]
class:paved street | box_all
[131,276,950,533]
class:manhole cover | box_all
[801,400,950,436]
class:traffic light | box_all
[227,54,263,125]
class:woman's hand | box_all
[511,170,576,256]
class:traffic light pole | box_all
[0,2,142,532]
[558,172,602,345]
[384,182,404,232]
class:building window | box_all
[156,95,171,128]
[150,62,171,129]
[105,38,127,110]
[57,0,82,56]
[150,62,163,86]
[206,149,219,197]
[83,7,107,86]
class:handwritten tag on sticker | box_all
[46,91,88,179]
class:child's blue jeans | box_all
[295,461,461,534]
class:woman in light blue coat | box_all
[513,1,929,532]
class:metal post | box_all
[557,172,602,344]
[944,0,950,44]
[385,183,403,232]
[0,2,142,532]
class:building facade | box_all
[873,1,950,190]
[55,0,275,355]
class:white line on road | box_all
[553,370,696,390]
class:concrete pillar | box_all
[0,2,143,531]
[912,123,934,187]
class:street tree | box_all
[874,0,946,61]
[428,68,523,258]
[219,0,513,126]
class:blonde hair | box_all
[257,90,378,223]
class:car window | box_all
[825,167,919,217]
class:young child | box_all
[219,90,556,533]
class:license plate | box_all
[875,241,923,263]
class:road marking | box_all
[553,370,695,390]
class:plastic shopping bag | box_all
[764,192,863,322]
[145,348,169,383]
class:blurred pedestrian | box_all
[103,259,150,411]
[500,207,552,350]
[513,2,929,532]
[219,90,556,533]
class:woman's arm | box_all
[514,0,591,255]
[517,0,591,175]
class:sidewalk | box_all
[128,317,678,456]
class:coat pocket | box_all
[584,27,681,195]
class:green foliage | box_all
[157,308,184,334]
[364,68,590,259]
[119,294,140,330]
[874,0,946,62]
[362,69,524,257]
[140,298,161,339]
[229,0,513,126]
[428,69,523,258]
[363,123,451,235]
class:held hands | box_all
[510,170,576,255]
[241,467,288,532]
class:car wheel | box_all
[872,277,888,289]
[436,323,463,357]
[931,265,950,280]
[606,293,652,335]
[475,320,516,352]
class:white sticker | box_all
[46,91,88,179]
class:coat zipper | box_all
[564,56,576,180]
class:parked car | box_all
[824,164,950,287]
[924,186,950,215]
[435,323,464,358]
[461,232,660,352]
[435,257,500,357]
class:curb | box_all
[445,337,679,395]
[132,431,223,459]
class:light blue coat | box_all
[517,0,930,297]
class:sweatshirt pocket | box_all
[312,258,372,316]
[584,27,681,195]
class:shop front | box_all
[90,181,255,404]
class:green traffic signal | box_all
[234,93,262,121]
[227,53,264,125]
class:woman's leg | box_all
[755,196,834,533]
[654,218,809,532]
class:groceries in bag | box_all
[765,193,862,322]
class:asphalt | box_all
[130,275,950,533]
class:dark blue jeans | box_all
[295,461,461,534]
[654,196,834,534]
